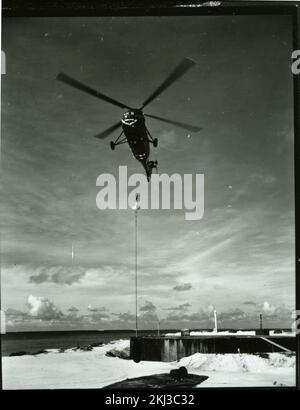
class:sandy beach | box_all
[2,339,296,389]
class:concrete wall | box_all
[130,336,296,362]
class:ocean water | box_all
[1,328,288,357]
[1,330,163,356]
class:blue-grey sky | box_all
[1,15,295,331]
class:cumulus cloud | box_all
[29,266,86,285]
[116,312,136,322]
[165,310,210,323]
[140,300,156,313]
[87,304,110,321]
[67,306,80,318]
[5,308,28,319]
[89,311,110,320]
[87,304,107,313]
[4,291,294,331]
[262,301,276,315]
[27,295,63,320]
[5,295,113,330]
[166,303,191,311]
[68,306,79,313]
[218,308,247,322]
[139,300,158,323]
[140,311,158,323]
[173,283,193,292]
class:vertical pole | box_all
[157,320,160,337]
[260,313,263,330]
[135,209,138,338]
[214,309,218,333]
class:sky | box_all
[1,15,296,331]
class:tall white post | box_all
[214,309,218,333]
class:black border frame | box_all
[1,0,299,394]
[1,1,300,16]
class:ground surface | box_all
[2,339,296,389]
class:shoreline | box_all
[2,329,295,357]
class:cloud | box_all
[218,308,247,322]
[68,306,79,313]
[165,310,210,323]
[29,266,86,285]
[5,308,28,319]
[140,300,156,313]
[67,306,80,318]
[66,306,81,320]
[87,304,110,321]
[166,303,191,311]
[243,301,257,306]
[27,295,63,320]
[87,304,107,313]
[89,311,110,320]
[115,312,136,322]
[4,294,294,331]
[140,311,158,322]
[262,301,276,315]
[173,283,193,291]
[5,294,112,329]
[139,300,158,323]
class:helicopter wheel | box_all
[153,138,158,148]
[110,141,115,151]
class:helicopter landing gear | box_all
[110,130,127,150]
[146,127,158,148]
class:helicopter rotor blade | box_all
[140,58,196,109]
[57,72,132,110]
[145,114,201,133]
[94,121,122,140]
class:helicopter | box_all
[57,58,201,181]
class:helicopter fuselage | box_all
[121,109,157,179]
[121,110,150,164]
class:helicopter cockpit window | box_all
[123,111,136,119]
